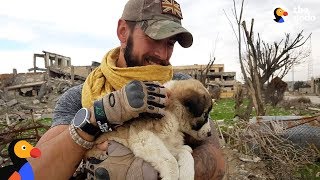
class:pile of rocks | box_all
[0,76,83,126]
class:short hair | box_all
[125,21,137,32]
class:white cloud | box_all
[0,51,34,73]
[0,23,36,43]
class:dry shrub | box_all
[208,85,221,99]
[265,77,288,106]
[223,120,319,179]
[295,97,312,104]
[280,97,311,109]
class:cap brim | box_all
[141,20,193,48]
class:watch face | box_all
[73,108,88,128]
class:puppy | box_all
[86,79,213,180]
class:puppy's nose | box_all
[207,132,212,137]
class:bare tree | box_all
[199,33,219,86]
[242,27,311,85]
[242,20,311,115]
[224,0,253,118]
[200,55,215,85]
[225,0,311,116]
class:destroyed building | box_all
[30,51,95,81]
[173,64,237,98]
[287,77,320,95]
[0,51,90,126]
[1,52,238,106]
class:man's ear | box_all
[117,19,130,46]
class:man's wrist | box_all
[93,99,113,132]
[71,108,96,142]
[72,107,100,140]
[70,108,97,145]
[75,126,95,142]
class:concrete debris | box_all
[239,169,248,175]
[0,99,5,106]
[6,99,18,107]
[239,154,261,163]
[5,113,11,126]
[308,107,320,112]
[20,87,33,94]
[33,113,42,121]
[0,72,83,130]
[33,99,40,105]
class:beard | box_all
[124,35,142,67]
[124,35,171,67]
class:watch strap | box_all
[69,124,94,150]
[81,122,101,137]
[94,99,113,132]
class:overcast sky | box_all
[0,0,319,82]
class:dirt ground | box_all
[222,146,275,180]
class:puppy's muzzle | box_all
[196,121,212,140]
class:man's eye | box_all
[168,41,176,47]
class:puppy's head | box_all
[164,79,213,140]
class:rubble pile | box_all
[0,75,83,126]
[0,73,84,166]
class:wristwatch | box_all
[72,108,101,137]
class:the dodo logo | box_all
[0,139,41,180]
[274,7,288,23]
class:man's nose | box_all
[154,44,168,62]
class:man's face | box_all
[124,26,176,67]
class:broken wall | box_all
[11,73,45,85]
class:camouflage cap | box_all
[121,0,193,48]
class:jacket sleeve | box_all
[51,84,83,127]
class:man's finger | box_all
[147,95,166,107]
[146,86,166,97]
[146,106,166,116]
[144,81,163,88]
[96,141,109,151]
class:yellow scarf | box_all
[82,47,173,108]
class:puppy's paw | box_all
[182,145,193,153]
[94,134,109,144]
[179,168,194,180]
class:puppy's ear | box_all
[183,93,205,117]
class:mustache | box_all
[145,56,171,66]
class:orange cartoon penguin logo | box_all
[274,7,288,23]
[0,140,41,180]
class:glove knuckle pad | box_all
[125,81,145,108]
